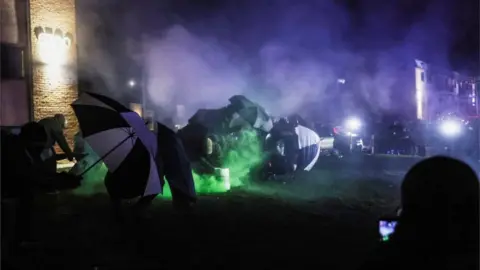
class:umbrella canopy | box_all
[156,122,196,200]
[187,96,273,134]
[294,125,321,171]
[228,95,257,110]
[188,108,232,135]
[71,92,161,197]
[229,106,273,133]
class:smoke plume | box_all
[143,26,251,118]
[76,0,130,99]
[75,0,473,121]
[140,0,467,123]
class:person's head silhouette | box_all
[396,156,479,253]
[20,122,48,155]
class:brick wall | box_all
[32,65,78,147]
[29,0,78,149]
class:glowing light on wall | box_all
[34,27,72,66]
[33,27,74,88]
[415,67,425,120]
[38,33,67,65]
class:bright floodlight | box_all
[439,120,462,138]
[345,117,361,131]
[128,79,136,87]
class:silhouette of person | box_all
[1,122,81,248]
[38,114,75,173]
[359,156,479,270]
[269,118,299,174]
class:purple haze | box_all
[77,0,477,123]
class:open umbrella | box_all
[71,92,161,198]
[229,106,273,133]
[188,108,228,132]
[156,122,196,200]
[228,95,257,109]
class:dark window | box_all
[420,72,425,82]
[1,43,25,79]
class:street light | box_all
[128,79,136,88]
[337,78,346,84]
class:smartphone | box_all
[379,218,398,242]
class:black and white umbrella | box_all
[71,92,161,197]
[228,95,257,109]
[229,106,273,133]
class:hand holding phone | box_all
[379,218,398,242]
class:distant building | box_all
[414,59,477,121]
[1,0,78,146]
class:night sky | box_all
[178,0,479,73]
[79,0,479,74]
[75,0,479,119]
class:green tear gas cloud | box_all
[72,129,264,198]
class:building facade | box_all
[414,59,477,121]
[1,0,78,146]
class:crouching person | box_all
[38,114,75,173]
[1,122,82,250]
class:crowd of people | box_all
[1,112,479,270]
[1,114,196,254]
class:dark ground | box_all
[3,156,414,270]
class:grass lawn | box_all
[2,167,403,270]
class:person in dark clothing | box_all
[268,118,299,174]
[1,122,82,247]
[38,114,75,173]
[177,123,209,163]
[359,156,479,270]
[156,122,197,211]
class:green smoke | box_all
[221,129,264,186]
[71,162,108,196]
[161,172,228,198]
[162,129,264,197]
[72,129,264,197]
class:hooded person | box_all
[359,156,479,270]
[38,114,75,172]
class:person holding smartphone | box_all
[359,156,479,270]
